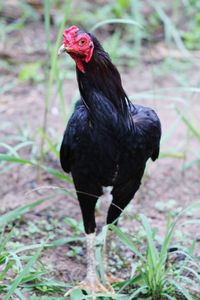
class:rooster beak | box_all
[58,44,66,55]
[58,44,75,55]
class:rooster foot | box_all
[106,272,123,284]
[64,277,115,299]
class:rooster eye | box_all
[79,39,86,46]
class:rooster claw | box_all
[64,277,115,299]
[106,273,123,284]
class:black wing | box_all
[131,104,161,161]
[60,101,89,173]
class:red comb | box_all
[63,25,79,39]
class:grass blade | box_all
[148,0,190,56]
[91,18,143,32]
[176,108,200,140]
[0,229,14,253]
[168,279,194,300]
[38,128,59,158]
[129,286,148,299]
[0,196,52,226]
[0,154,36,166]
[140,214,159,265]
[42,166,72,182]
[109,224,144,260]
[4,246,43,300]
[47,236,84,248]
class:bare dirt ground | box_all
[1,20,200,295]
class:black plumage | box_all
[60,33,161,235]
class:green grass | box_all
[0,200,199,299]
[108,205,200,299]
[0,198,84,299]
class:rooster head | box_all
[58,25,94,73]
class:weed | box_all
[110,203,200,299]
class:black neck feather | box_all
[76,35,132,119]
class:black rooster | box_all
[58,25,161,298]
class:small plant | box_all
[110,203,200,299]
[0,198,80,298]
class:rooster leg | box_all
[65,233,114,299]
[103,230,123,285]
[105,181,143,284]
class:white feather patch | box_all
[101,186,113,202]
